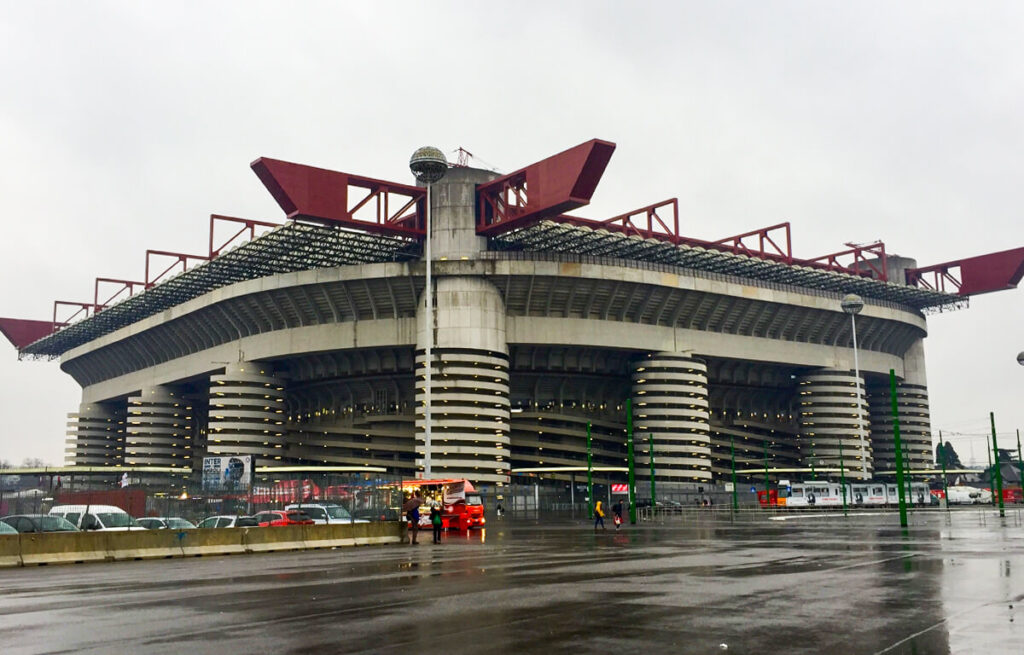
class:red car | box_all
[252,510,314,527]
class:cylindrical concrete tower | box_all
[208,362,286,461]
[796,369,872,480]
[66,400,125,466]
[125,385,192,467]
[415,165,510,484]
[632,352,712,482]
[868,382,931,473]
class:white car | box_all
[49,504,143,531]
[196,515,259,528]
[284,503,368,524]
[136,517,197,530]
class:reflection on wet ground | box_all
[1,510,1024,654]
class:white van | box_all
[49,505,143,531]
[284,503,368,524]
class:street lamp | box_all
[410,146,448,479]
[841,293,869,478]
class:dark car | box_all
[253,510,314,527]
[0,514,79,533]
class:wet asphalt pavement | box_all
[2,509,1024,655]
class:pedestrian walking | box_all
[594,500,606,531]
[430,503,443,544]
[403,491,423,545]
[612,499,623,529]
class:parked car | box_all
[196,515,259,528]
[252,510,314,527]
[49,505,143,531]
[353,508,400,522]
[0,521,17,535]
[284,503,368,524]
[1,514,79,533]
[136,517,197,530]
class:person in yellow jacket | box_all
[594,500,606,531]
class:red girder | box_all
[805,241,887,281]
[52,300,93,331]
[713,222,793,263]
[476,139,616,236]
[906,246,1024,296]
[251,157,425,237]
[209,214,280,258]
[145,250,210,288]
[94,278,145,311]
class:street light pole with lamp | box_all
[409,147,448,479]
[841,293,869,478]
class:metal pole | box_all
[730,435,738,512]
[648,432,656,507]
[839,439,848,516]
[987,431,994,507]
[850,313,868,476]
[627,398,637,525]
[1017,429,1023,505]
[763,439,771,508]
[889,369,908,528]
[903,441,912,503]
[811,445,816,480]
[939,437,949,513]
[586,421,593,520]
[424,183,433,479]
[991,412,1005,517]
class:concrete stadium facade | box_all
[43,162,944,493]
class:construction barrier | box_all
[2,522,403,568]
[19,531,112,566]
[243,524,314,554]
[0,535,21,567]
[181,528,246,557]
[108,529,186,561]
[303,524,356,549]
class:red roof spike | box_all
[0,318,56,350]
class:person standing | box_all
[612,499,623,529]
[403,491,423,545]
[594,500,606,531]
[430,504,443,544]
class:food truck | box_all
[403,478,486,531]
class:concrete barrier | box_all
[0,534,22,567]
[0,521,404,568]
[303,524,356,549]
[108,529,186,561]
[181,528,246,557]
[242,525,307,553]
[19,531,112,566]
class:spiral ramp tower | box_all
[868,382,931,473]
[125,385,192,467]
[796,369,873,480]
[208,362,286,461]
[632,353,712,482]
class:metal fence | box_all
[0,471,407,526]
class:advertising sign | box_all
[202,455,253,492]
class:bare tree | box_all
[21,457,48,468]
[0,459,11,469]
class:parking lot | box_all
[1,509,1023,654]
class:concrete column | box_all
[868,381,931,474]
[416,276,510,484]
[632,352,712,482]
[426,166,496,260]
[66,400,125,467]
[208,362,286,462]
[796,369,873,480]
[125,385,192,468]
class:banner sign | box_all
[611,484,629,494]
[202,455,253,492]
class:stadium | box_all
[1,139,1022,502]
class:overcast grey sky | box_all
[0,1,1020,467]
